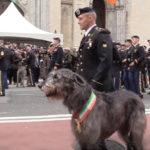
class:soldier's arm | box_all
[55,47,64,67]
[135,46,145,64]
[92,33,113,85]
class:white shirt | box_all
[133,43,139,47]
[84,24,96,37]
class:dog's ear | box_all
[73,74,86,87]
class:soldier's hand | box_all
[122,59,127,63]
[129,62,134,67]
[54,66,58,70]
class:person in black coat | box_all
[0,43,14,89]
[49,38,64,72]
[0,47,5,96]
[26,45,36,86]
[75,7,114,92]
[128,36,145,98]
[147,40,150,87]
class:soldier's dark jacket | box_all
[0,47,5,70]
[63,53,73,69]
[76,26,114,92]
[146,48,150,70]
[127,44,145,71]
[0,47,5,96]
[49,45,64,72]
[0,47,13,71]
[26,49,36,69]
[120,47,131,70]
[112,43,122,74]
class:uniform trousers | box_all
[113,71,120,90]
[123,70,130,90]
[3,71,8,89]
[128,71,141,96]
[0,70,5,96]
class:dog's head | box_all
[39,69,87,100]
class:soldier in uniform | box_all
[3,42,14,89]
[49,38,64,72]
[112,42,122,90]
[26,45,36,87]
[63,48,73,70]
[147,40,150,88]
[0,46,5,96]
[128,36,145,98]
[122,39,132,90]
[75,7,114,92]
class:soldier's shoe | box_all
[142,88,146,93]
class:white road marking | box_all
[0,109,149,124]
[0,114,72,123]
[146,109,150,113]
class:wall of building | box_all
[126,0,150,46]
[61,0,73,48]
[106,0,126,43]
[19,0,50,32]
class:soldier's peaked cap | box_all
[75,7,94,18]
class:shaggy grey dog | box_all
[39,69,146,150]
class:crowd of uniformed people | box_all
[1,35,150,98]
[0,38,77,96]
[112,36,150,98]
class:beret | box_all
[75,7,94,18]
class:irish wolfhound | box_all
[39,69,146,150]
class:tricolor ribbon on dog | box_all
[73,91,97,133]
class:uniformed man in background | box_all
[49,38,64,72]
[63,48,73,70]
[75,7,114,92]
[128,36,145,98]
[0,45,5,96]
[26,44,36,87]
[147,39,150,89]
[122,39,132,91]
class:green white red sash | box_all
[74,91,97,123]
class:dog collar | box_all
[73,91,97,123]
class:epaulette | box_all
[95,27,111,34]
[58,45,63,48]
[95,27,105,32]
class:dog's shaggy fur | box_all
[39,69,146,150]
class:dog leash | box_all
[73,91,97,133]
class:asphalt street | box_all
[0,85,69,118]
[0,85,150,119]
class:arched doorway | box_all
[92,0,105,28]
[0,0,24,16]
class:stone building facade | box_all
[0,0,150,48]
